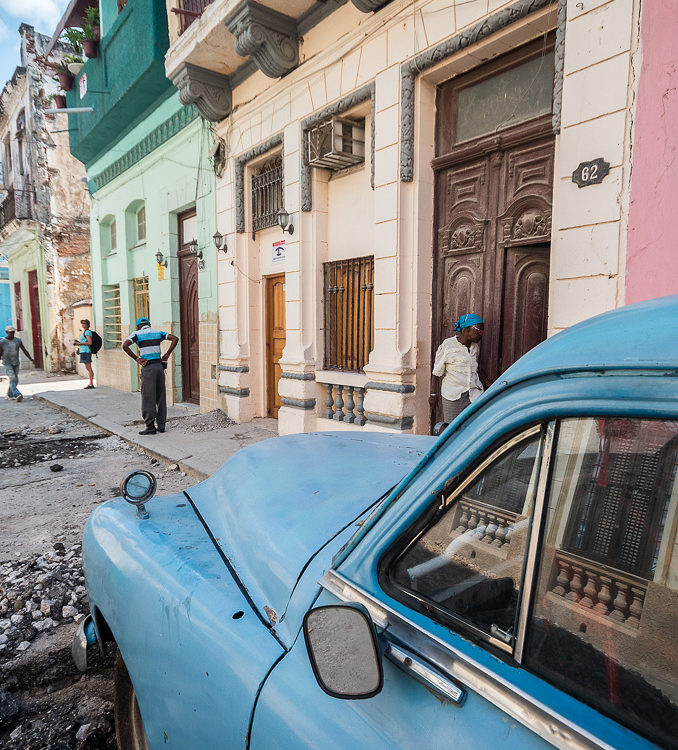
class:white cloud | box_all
[0,0,70,34]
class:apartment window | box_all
[16,110,25,176]
[110,220,117,251]
[4,136,11,176]
[323,256,374,371]
[251,156,282,234]
[102,284,122,348]
[132,276,150,323]
[136,206,146,242]
[13,281,22,330]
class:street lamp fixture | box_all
[188,239,203,260]
[213,230,228,255]
[155,251,168,267]
[276,207,294,235]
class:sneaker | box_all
[16,395,23,402]
[84,384,95,389]
[157,427,165,433]
[138,427,157,435]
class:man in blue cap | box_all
[430,313,485,423]
[123,317,179,435]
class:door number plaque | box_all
[572,158,610,188]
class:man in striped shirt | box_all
[123,317,179,435]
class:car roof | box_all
[496,294,678,388]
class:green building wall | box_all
[88,94,218,410]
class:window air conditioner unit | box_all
[307,117,365,170]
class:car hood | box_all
[184,431,433,633]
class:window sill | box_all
[315,369,368,388]
[128,242,146,252]
[103,251,118,258]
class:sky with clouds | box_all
[0,0,70,85]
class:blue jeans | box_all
[4,363,21,398]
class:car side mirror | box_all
[303,603,383,700]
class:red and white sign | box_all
[79,73,88,99]
[271,239,285,263]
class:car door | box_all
[251,415,678,749]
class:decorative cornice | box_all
[225,0,299,79]
[281,371,316,380]
[366,413,414,430]
[365,381,415,393]
[350,0,391,12]
[552,0,567,135]
[400,0,555,181]
[219,364,250,373]
[301,82,374,212]
[281,397,316,410]
[170,63,232,123]
[219,385,251,397]
[235,132,283,233]
[91,106,199,191]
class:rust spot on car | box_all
[164,731,168,743]
[264,605,278,626]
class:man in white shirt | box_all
[431,313,485,423]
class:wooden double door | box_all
[178,210,200,405]
[265,274,286,418]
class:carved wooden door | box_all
[27,269,43,369]
[265,274,286,418]
[179,209,200,405]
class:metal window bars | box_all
[102,284,122,348]
[171,0,214,34]
[323,256,374,372]
[0,188,33,231]
[251,157,283,235]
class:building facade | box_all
[162,0,669,436]
[0,26,91,371]
[54,0,218,408]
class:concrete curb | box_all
[35,395,209,480]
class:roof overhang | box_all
[45,0,92,57]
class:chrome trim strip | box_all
[514,421,556,663]
[386,641,465,704]
[320,570,615,750]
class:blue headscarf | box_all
[454,313,483,332]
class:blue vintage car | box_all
[74,296,678,750]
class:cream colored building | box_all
[164,0,641,436]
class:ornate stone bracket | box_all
[301,82,375,212]
[400,0,555,182]
[235,133,284,233]
[225,0,299,79]
[170,63,232,123]
[552,0,567,135]
[350,0,391,12]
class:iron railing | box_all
[324,256,374,371]
[0,188,33,231]
[102,284,122,348]
[172,0,214,35]
[251,157,282,234]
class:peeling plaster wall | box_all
[0,26,91,372]
[626,0,678,303]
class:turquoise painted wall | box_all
[88,95,216,394]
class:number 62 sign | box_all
[572,158,610,188]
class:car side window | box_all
[525,418,678,749]
[387,427,544,651]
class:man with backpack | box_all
[75,319,101,389]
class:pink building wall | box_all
[626,0,678,303]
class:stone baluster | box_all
[483,514,498,544]
[467,508,478,532]
[609,581,630,623]
[565,565,584,603]
[552,557,571,597]
[492,518,507,547]
[455,504,470,533]
[344,386,356,423]
[355,387,366,426]
[593,575,612,615]
[626,586,644,628]
[580,570,598,608]
[474,511,488,540]
[333,385,344,421]
[504,524,514,545]
[323,384,334,419]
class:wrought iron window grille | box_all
[251,156,283,236]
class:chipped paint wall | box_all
[625,0,678,303]
[0,25,91,372]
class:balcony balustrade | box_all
[172,0,213,34]
[0,188,33,232]
[319,382,367,426]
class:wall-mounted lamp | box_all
[276,207,294,235]
[155,251,168,267]
[213,230,228,255]
[188,239,203,260]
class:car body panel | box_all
[185,431,433,642]
[83,497,284,750]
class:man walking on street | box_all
[122,317,178,435]
[0,325,34,402]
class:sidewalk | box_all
[2,368,278,479]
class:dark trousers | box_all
[140,360,166,429]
